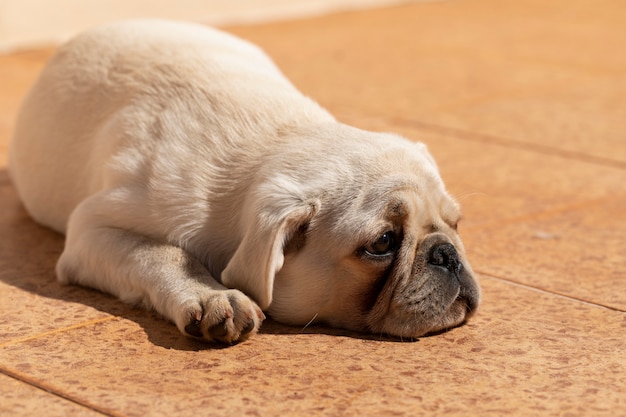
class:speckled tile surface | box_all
[1,0,625,416]
[464,198,626,311]
[0,373,104,416]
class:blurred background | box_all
[0,0,415,51]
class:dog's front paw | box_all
[180,290,265,344]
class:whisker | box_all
[454,192,489,203]
[301,313,319,332]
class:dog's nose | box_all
[428,243,462,275]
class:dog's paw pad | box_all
[207,318,230,340]
[181,290,264,345]
[184,318,203,338]
[241,318,257,335]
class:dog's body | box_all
[9,20,480,344]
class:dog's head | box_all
[221,127,480,338]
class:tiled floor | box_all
[1,0,625,416]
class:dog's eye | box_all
[364,231,397,256]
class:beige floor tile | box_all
[229,0,626,165]
[0,278,624,417]
[464,197,626,311]
[0,373,104,416]
[0,282,116,345]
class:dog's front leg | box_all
[55,192,264,344]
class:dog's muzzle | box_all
[365,232,481,338]
[419,234,480,315]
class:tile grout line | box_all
[479,272,626,313]
[0,316,124,415]
[0,316,118,348]
[461,195,620,232]
[0,367,123,417]
[391,117,626,170]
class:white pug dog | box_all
[9,20,480,344]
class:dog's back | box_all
[9,20,327,233]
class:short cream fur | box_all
[9,20,480,344]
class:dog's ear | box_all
[221,183,320,310]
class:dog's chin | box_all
[369,295,473,339]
